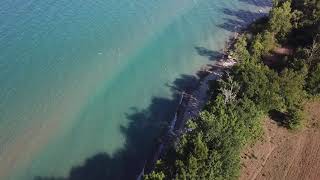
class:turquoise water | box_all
[0,0,270,179]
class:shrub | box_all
[287,106,305,129]
[307,63,320,95]
[279,68,307,110]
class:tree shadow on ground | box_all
[34,74,199,180]
[269,110,290,128]
[238,0,272,8]
[218,8,268,32]
[194,46,224,61]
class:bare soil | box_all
[239,100,320,180]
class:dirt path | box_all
[240,100,320,180]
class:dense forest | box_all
[145,0,320,179]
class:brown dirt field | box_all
[239,100,320,180]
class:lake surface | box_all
[0,0,271,179]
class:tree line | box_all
[145,0,320,179]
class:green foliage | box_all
[287,106,305,129]
[261,31,277,54]
[290,0,320,44]
[233,35,250,62]
[268,1,293,40]
[307,63,320,95]
[235,98,264,142]
[249,31,277,60]
[272,0,280,7]
[250,33,264,61]
[289,48,310,70]
[292,0,320,27]
[145,1,320,179]
[149,83,265,179]
[144,171,165,180]
[279,68,307,110]
[232,63,284,112]
[174,131,210,180]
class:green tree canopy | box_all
[279,67,307,110]
[232,63,284,112]
[268,1,293,40]
[233,35,250,62]
[307,63,320,95]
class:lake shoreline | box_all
[138,31,241,179]
[139,7,273,176]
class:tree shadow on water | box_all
[194,46,224,61]
[238,0,272,8]
[34,8,273,180]
[166,74,199,93]
[35,74,199,180]
[218,8,268,32]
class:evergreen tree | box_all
[233,35,250,62]
[268,1,293,40]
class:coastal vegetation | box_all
[145,0,320,179]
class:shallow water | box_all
[0,0,271,179]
